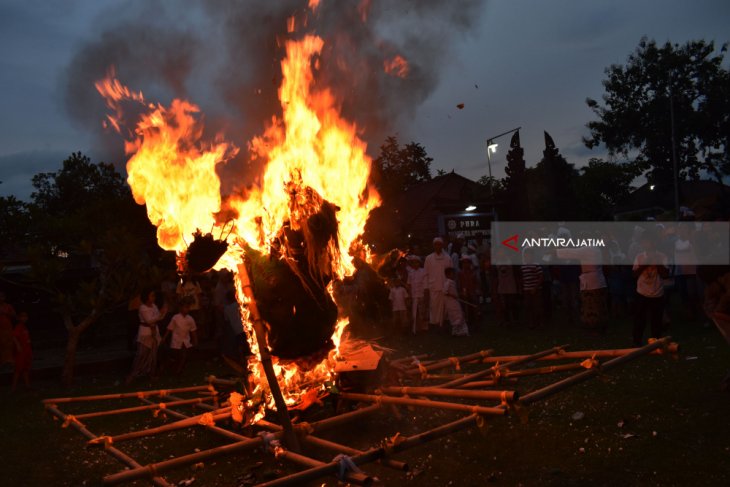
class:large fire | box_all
[97,26,380,420]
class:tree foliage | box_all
[574,158,642,219]
[372,135,433,200]
[585,38,730,184]
[4,152,161,385]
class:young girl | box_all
[388,279,409,334]
[12,311,31,391]
[444,268,469,336]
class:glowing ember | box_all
[97,28,379,420]
[383,54,410,78]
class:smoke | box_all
[63,0,487,190]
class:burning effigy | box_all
[95,27,381,421]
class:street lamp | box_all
[486,126,521,180]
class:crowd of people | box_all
[125,269,249,384]
[373,221,729,348]
[3,219,729,389]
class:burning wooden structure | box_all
[43,337,678,486]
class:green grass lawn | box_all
[2,306,729,486]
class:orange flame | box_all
[97,32,379,419]
[383,54,409,78]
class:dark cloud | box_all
[0,150,70,201]
[61,0,489,192]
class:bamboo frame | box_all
[43,338,675,487]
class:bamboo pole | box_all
[258,417,408,472]
[42,385,215,405]
[93,408,232,445]
[237,262,300,452]
[103,435,268,485]
[338,392,506,416]
[478,343,678,364]
[45,404,172,487]
[309,404,383,433]
[379,386,518,403]
[402,349,494,376]
[438,345,569,388]
[74,397,214,420]
[139,398,375,486]
[277,451,373,486]
[520,337,673,405]
[302,435,408,472]
[256,414,480,487]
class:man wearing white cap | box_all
[424,237,452,329]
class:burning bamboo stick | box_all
[45,404,172,487]
[379,386,518,403]
[438,345,569,388]
[237,261,301,452]
[338,392,506,416]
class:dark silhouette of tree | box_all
[574,158,642,220]
[0,196,31,252]
[529,132,579,220]
[372,135,432,200]
[585,38,730,185]
[502,131,530,220]
[25,152,159,385]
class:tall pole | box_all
[486,140,493,180]
[236,261,301,452]
[670,94,680,219]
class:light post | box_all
[486,126,521,181]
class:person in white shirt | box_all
[406,255,428,334]
[424,237,453,330]
[632,233,669,346]
[126,288,167,384]
[388,279,409,334]
[162,300,198,374]
[443,268,469,336]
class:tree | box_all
[574,158,642,220]
[25,152,159,385]
[0,196,31,253]
[502,131,530,220]
[372,135,433,200]
[529,132,579,220]
[585,38,730,185]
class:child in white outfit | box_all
[389,279,409,334]
[443,268,469,336]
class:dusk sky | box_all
[1,0,728,200]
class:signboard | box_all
[439,213,493,241]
